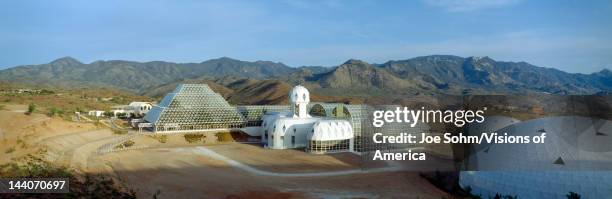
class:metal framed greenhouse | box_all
[144,84,246,132]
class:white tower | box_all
[289,85,310,118]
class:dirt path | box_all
[187,146,401,177]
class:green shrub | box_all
[27,103,36,115]
[116,112,128,118]
[103,111,114,118]
[123,140,135,147]
[47,107,65,117]
[114,140,135,149]
[184,134,204,143]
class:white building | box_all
[88,110,105,117]
[128,102,153,117]
[110,105,128,117]
[261,85,354,153]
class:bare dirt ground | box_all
[1,104,449,199]
[96,146,448,199]
[0,108,101,165]
[206,143,387,173]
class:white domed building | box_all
[261,85,354,153]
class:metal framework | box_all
[144,84,369,151]
[307,103,366,151]
[236,105,291,126]
[307,139,351,154]
[145,84,245,132]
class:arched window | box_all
[331,105,351,118]
[309,104,326,117]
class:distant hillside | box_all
[298,56,612,96]
[143,77,364,105]
[1,55,610,98]
[0,57,295,92]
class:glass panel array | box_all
[146,84,245,131]
[307,139,350,153]
[144,84,367,154]
[236,105,290,126]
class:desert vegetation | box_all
[0,151,135,198]
[0,83,151,120]
[215,131,250,142]
[151,134,168,143]
[114,140,135,149]
[184,133,205,143]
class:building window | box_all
[291,136,295,145]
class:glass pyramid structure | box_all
[144,84,245,132]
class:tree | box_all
[103,111,114,118]
[27,103,36,115]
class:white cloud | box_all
[422,0,523,12]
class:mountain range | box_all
[1,55,610,100]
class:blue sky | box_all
[1,0,611,73]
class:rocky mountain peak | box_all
[342,59,369,66]
[597,68,611,75]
